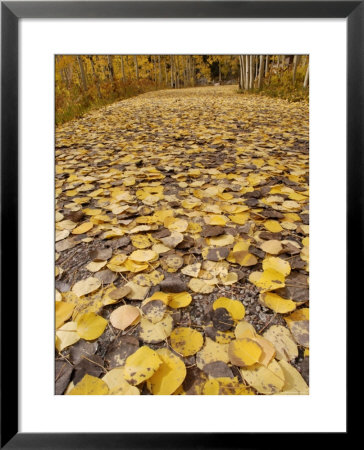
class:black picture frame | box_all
[1,1,354,448]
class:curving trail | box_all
[55,86,309,395]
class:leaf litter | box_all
[55,86,309,395]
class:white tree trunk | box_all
[303,65,309,88]
[134,55,139,80]
[258,55,264,90]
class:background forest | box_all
[56,55,309,125]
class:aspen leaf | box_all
[168,292,192,308]
[213,297,245,321]
[260,292,296,314]
[264,220,283,233]
[263,256,291,276]
[110,305,140,330]
[129,249,158,262]
[228,338,262,367]
[146,348,186,395]
[241,359,285,394]
[68,374,109,395]
[76,312,108,340]
[139,315,173,343]
[86,260,107,272]
[235,320,257,339]
[233,251,258,267]
[56,321,80,351]
[249,269,285,292]
[276,360,309,395]
[55,301,75,329]
[102,367,140,395]
[160,231,184,248]
[124,281,149,300]
[124,346,162,385]
[260,240,283,255]
[141,299,166,323]
[181,262,201,277]
[263,325,298,361]
[252,335,276,366]
[72,277,101,297]
[196,337,229,370]
[72,222,93,234]
[170,327,204,356]
[220,272,238,285]
[188,278,214,294]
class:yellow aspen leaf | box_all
[72,277,101,297]
[233,251,258,267]
[72,222,93,234]
[252,335,276,366]
[129,249,158,262]
[213,297,245,321]
[228,338,262,367]
[147,291,170,305]
[131,234,152,249]
[241,359,285,394]
[110,305,140,330]
[181,262,201,277]
[196,337,229,370]
[168,292,192,308]
[263,256,291,276]
[260,292,296,314]
[146,348,186,395]
[124,346,162,385]
[76,312,108,340]
[203,377,254,395]
[164,217,188,232]
[56,321,80,351]
[276,360,309,395]
[102,367,140,395]
[188,278,214,294]
[123,259,149,273]
[220,272,238,285]
[248,269,285,292]
[260,240,283,255]
[229,213,249,225]
[207,234,234,247]
[235,321,257,339]
[68,374,109,395]
[263,325,298,361]
[205,215,228,226]
[86,260,107,272]
[170,327,204,356]
[264,220,283,233]
[55,301,75,329]
[139,315,173,343]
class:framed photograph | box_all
[1,1,354,447]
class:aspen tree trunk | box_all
[245,55,249,90]
[292,55,300,84]
[120,56,126,82]
[176,56,180,88]
[107,55,115,80]
[303,65,309,88]
[219,60,222,84]
[164,58,168,85]
[258,55,264,90]
[238,55,243,89]
[249,55,253,90]
[170,55,174,88]
[76,56,87,91]
[241,55,246,89]
[265,55,269,77]
[134,55,139,80]
[158,55,162,86]
[89,56,102,99]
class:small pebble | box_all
[255,305,261,312]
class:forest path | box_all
[55,85,309,395]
